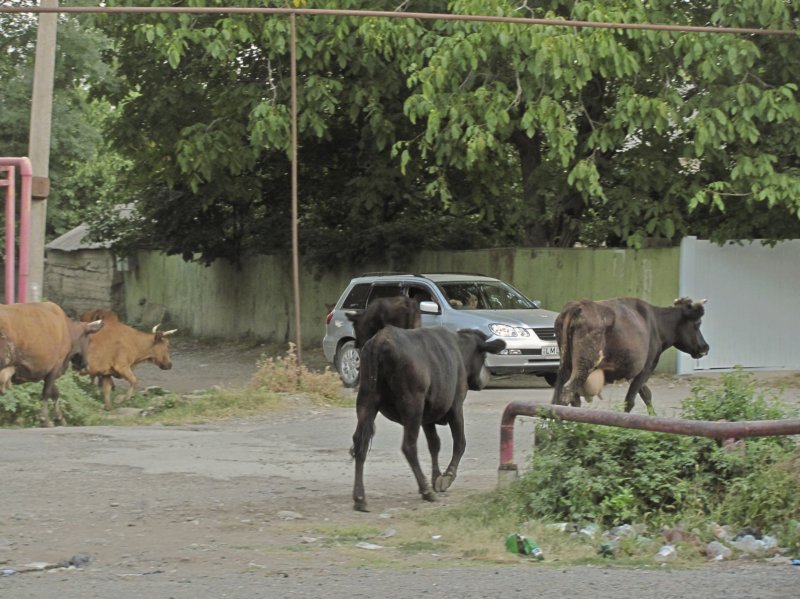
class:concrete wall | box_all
[44,249,124,318]
[123,247,681,372]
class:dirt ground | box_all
[2,338,800,598]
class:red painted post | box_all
[0,158,33,303]
[1,166,14,303]
[498,402,800,487]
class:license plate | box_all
[542,346,560,357]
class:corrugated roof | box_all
[45,205,135,252]
[46,223,110,252]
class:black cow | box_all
[346,296,421,348]
[552,297,709,415]
[350,326,505,511]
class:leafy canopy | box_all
[19,0,799,267]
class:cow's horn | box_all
[152,324,161,334]
[162,329,178,336]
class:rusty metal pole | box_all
[290,11,302,368]
[498,402,800,488]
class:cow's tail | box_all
[552,305,578,405]
[350,339,381,460]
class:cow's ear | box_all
[483,338,506,354]
[345,311,359,323]
[681,300,705,320]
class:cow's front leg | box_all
[435,408,466,493]
[117,366,138,403]
[38,376,56,427]
[100,376,114,410]
[38,397,52,428]
[401,424,435,502]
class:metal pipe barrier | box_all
[498,402,800,488]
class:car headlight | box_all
[489,323,530,337]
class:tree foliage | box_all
[71,1,800,267]
[0,1,125,242]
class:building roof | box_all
[45,205,134,252]
[46,223,110,252]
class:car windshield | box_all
[437,281,536,310]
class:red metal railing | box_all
[499,402,800,484]
[0,157,33,303]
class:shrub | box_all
[248,343,349,405]
[509,370,800,539]
[0,371,104,427]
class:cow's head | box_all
[346,311,371,349]
[672,297,710,359]
[67,318,104,370]
[150,324,178,370]
[456,329,506,391]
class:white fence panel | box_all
[678,237,800,374]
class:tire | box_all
[543,372,558,387]
[335,340,360,388]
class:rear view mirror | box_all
[419,300,440,315]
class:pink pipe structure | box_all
[498,402,800,485]
[0,157,32,303]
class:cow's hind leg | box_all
[423,423,442,488]
[351,398,378,512]
[638,384,656,416]
[434,409,466,493]
[624,373,652,414]
[401,423,436,502]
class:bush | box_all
[0,371,104,427]
[248,343,349,406]
[509,370,800,539]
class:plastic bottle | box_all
[654,544,677,562]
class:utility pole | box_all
[27,0,58,301]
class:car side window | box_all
[367,284,404,304]
[342,283,371,310]
[406,285,436,305]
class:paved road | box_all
[2,374,799,598]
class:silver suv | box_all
[323,273,561,387]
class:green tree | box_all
[0,3,123,240]
[89,1,800,270]
[404,0,800,247]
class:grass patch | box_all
[0,343,351,428]
[372,370,800,567]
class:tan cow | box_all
[0,302,103,426]
[81,313,177,409]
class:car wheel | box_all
[543,372,558,387]
[335,340,360,388]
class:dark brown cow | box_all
[552,297,709,415]
[0,302,103,426]
[351,326,505,511]
[82,316,177,410]
[346,296,421,348]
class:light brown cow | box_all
[81,314,177,409]
[0,302,103,426]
